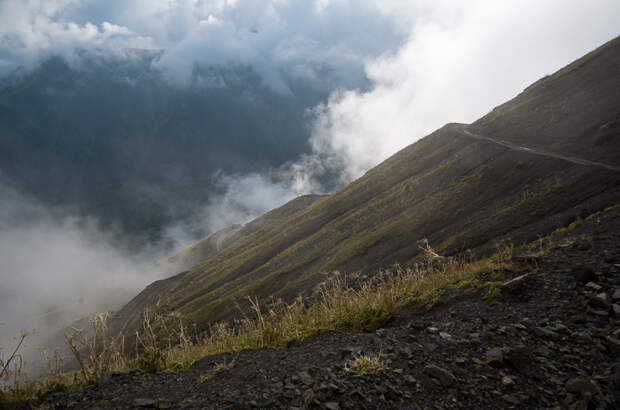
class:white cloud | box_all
[309,0,620,180]
[0,0,407,89]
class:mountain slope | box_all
[472,37,620,165]
[115,36,620,332]
[30,202,620,409]
[112,194,326,334]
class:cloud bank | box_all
[0,0,408,91]
[310,0,620,180]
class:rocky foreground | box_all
[29,206,620,409]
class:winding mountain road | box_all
[451,123,620,173]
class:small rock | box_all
[612,364,620,387]
[404,375,417,384]
[571,331,592,343]
[486,347,504,367]
[565,377,601,396]
[100,372,112,384]
[607,336,620,357]
[253,399,274,408]
[521,318,535,328]
[589,293,611,310]
[411,320,426,329]
[534,327,561,341]
[585,282,602,291]
[423,365,456,387]
[502,394,521,405]
[481,330,495,342]
[298,371,314,386]
[612,289,620,301]
[548,323,569,333]
[549,376,563,386]
[572,266,596,284]
[134,398,156,408]
[375,328,388,337]
[612,304,620,315]
[325,402,340,410]
[439,332,452,340]
[502,273,530,293]
[424,343,439,352]
[504,345,532,372]
[578,241,592,250]
[427,327,439,333]
[569,400,588,410]
[588,308,609,317]
[514,324,527,331]
[502,376,515,386]
[455,357,467,366]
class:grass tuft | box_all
[346,354,387,376]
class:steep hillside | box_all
[114,36,620,332]
[473,38,620,165]
[112,194,326,335]
[29,205,620,409]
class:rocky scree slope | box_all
[30,203,620,409]
[112,36,620,333]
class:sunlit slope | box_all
[117,36,620,330]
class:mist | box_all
[0,182,170,376]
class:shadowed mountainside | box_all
[113,36,620,333]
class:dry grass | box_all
[1,241,508,404]
[66,312,128,382]
[0,332,27,384]
[346,354,387,376]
